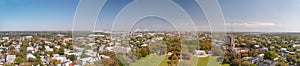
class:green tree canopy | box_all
[264,51,278,60]
[68,55,77,61]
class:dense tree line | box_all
[163,35,181,66]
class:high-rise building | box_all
[225,34,235,47]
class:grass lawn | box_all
[117,55,130,65]
[129,55,221,66]
[207,56,222,66]
[222,64,230,66]
[130,54,165,66]
[177,56,199,66]
[158,55,171,66]
[197,56,210,66]
[198,56,221,66]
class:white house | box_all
[2,37,9,40]
[6,55,16,63]
[293,44,300,48]
[27,47,35,53]
[45,46,53,52]
[258,54,264,57]
[141,44,148,47]
[106,47,114,51]
[194,50,208,57]
[52,56,67,63]
[24,36,33,39]
[254,45,260,48]
[27,53,36,59]
[57,34,65,37]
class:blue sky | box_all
[0,0,79,31]
[1,0,300,32]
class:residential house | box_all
[6,55,16,63]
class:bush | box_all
[68,55,77,61]
[250,64,256,66]
[242,54,249,57]
[264,51,278,60]
[222,64,230,66]
[139,46,150,57]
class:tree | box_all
[68,55,77,61]
[66,41,73,49]
[232,52,241,59]
[264,51,278,60]
[58,48,64,55]
[242,54,249,57]
[9,46,15,52]
[223,51,232,63]
[199,40,211,51]
[241,61,251,66]
[41,41,47,50]
[291,57,297,65]
[15,57,24,64]
[275,61,288,66]
[163,35,181,66]
[250,64,256,66]
[50,59,61,66]
[138,46,150,57]
[249,49,258,57]
[232,58,242,66]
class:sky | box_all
[1,0,300,32]
[0,0,79,31]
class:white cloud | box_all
[226,21,277,28]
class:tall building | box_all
[225,34,235,47]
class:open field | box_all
[159,55,171,66]
[197,56,210,66]
[177,56,198,66]
[132,54,220,66]
[207,56,221,66]
[130,54,165,66]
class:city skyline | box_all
[1,0,300,32]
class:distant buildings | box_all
[114,46,131,53]
[225,35,235,47]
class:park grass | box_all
[158,55,216,66]
[130,54,165,66]
[207,56,222,66]
[198,56,221,66]
[197,56,210,66]
[116,55,129,65]
[158,55,171,66]
[177,56,199,66]
[129,55,221,66]
[222,64,230,66]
